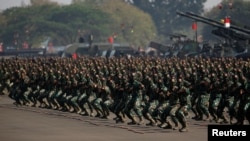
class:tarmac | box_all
[0,94,214,141]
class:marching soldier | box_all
[126,71,145,125]
[196,73,211,121]
[176,77,191,132]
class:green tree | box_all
[127,0,206,41]
[0,0,157,48]
[30,0,58,6]
[0,4,112,48]
[99,0,157,47]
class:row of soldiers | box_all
[1,56,250,132]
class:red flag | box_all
[224,17,230,28]
[72,53,77,59]
[192,22,197,30]
[108,36,114,44]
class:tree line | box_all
[0,0,249,49]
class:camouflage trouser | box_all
[112,98,127,122]
[102,99,114,117]
[37,89,49,106]
[142,100,159,119]
[86,93,96,114]
[92,98,102,110]
[47,89,57,107]
[70,95,80,109]
[190,92,199,117]
[209,93,221,119]
[92,97,103,116]
[133,99,143,117]
[14,89,25,105]
[28,88,40,106]
[54,90,64,108]
[23,87,33,104]
[164,104,180,127]
[0,79,10,95]
[244,101,250,122]
[77,93,87,108]
[48,89,61,108]
[123,95,133,116]
[176,104,191,128]
[197,94,210,117]
[0,83,3,95]
[236,98,250,123]
[65,94,73,108]
[102,99,113,111]
[113,99,125,114]
[217,96,234,119]
[124,98,143,118]
[155,101,169,121]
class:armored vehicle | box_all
[63,42,137,58]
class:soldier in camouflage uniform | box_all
[53,72,68,111]
[196,72,211,121]
[77,72,94,116]
[163,77,180,130]
[176,77,191,132]
[208,73,222,122]
[216,73,235,123]
[68,74,82,113]
[142,74,159,126]
[76,70,88,115]
[37,70,50,108]
[17,68,31,106]
[113,73,130,123]
[8,69,21,104]
[49,70,63,110]
[125,71,145,125]
[234,74,249,125]
[91,74,104,117]
[99,77,112,118]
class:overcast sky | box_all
[0,0,221,11]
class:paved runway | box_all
[0,95,212,141]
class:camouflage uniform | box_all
[235,75,249,125]
[100,78,113,118]
[196,76,211,121]
[37,71,50,108]
[216,74,235,123]
[163,77,180,130]
[91,75,105,117]
[208,73,222,121]
[142,76,159,126]
[77,73,92,116]
[176,77,191,132]
[126,72,145,125]
[190,72,200,120]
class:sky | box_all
[0,0,222,11]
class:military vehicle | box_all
[0,47,46,57]
[147,33,212,58]
[0,37,52,57]
[176,11,250,59]
[62,42,137,58]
